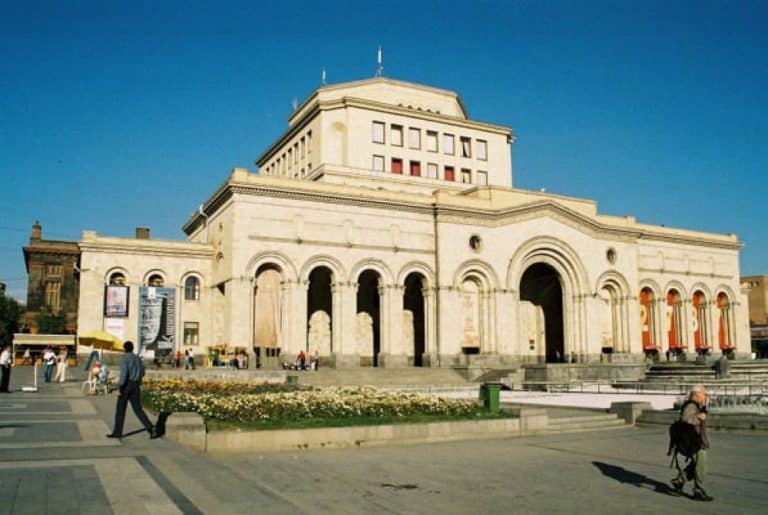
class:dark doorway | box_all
[307,266,333,352]
[357,270,381,366]
[404,273,426,367]
[520,263,564,363]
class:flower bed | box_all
[142,379,484,428]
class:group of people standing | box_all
[42,346,69,383]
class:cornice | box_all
[185,180,742,252]
[79,241,214,259]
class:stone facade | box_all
[22,222,80,333]
[742,275,767,325]
[75,77,750,367]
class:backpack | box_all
[667,401,703,458]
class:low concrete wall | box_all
[206,418,523,453]
[610,402,652,424]
[524,363,647,382]
[637,410,768,431]
[164,412,207,451]
[146,369,287,383]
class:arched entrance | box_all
[357,269,381,366]
[639,287,659,356]
[692,291,710,354]
[253,264,283,367]
[520,263,564,363]
[717,292,736,355]
[403,272,426,366]
[307,266,333,356]
[666,289,684,356]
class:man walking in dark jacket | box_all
[672,385,712,501]
[107,341,158,439]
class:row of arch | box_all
[106,269,203,301]
[639,283,737,355]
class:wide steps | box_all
[547,414,627,433]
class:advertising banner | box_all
[138,287,176,354]
[104,318,125,340]
[104,285,129,317]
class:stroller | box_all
[81,361,113,395]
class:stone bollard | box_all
[164,412,206,451]
[609,401,652,425]
[508,407,549,434]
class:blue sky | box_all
[1,0,766,301]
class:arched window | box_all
[109,272,126,285]
[184,276,200,300]
[717,292,735,352]
[639,287,657,351]
[147,274,164,287]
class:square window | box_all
[461,168,472,183]
[184,322,200,346]
[391,125,403,146]
[444,165,455,181]
[373,155,385,172]
[477,140,487,161]
[444,134,455,155]
[426,162,438,179]
[410,160,421,177]
[460,137,472,158]
[477,170,488,186]
[372,121,385,143]
[408,128,421,149]
[391,158,403,174]
[426,131,438,152]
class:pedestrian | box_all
[23,348,31,365]
[53,347,68,382]
[671,385,713,501]
[312,348,319,370]
[0,344,12,392]
[188,348,195,370]
[175,350,181,368]
[43,346,56,382]
[106,341,158,439]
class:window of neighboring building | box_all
[461,169,472,183]
[45,282,61,312]
[391,158,403,174]
[391,125,403,146]
[300,137,306,158]
[410,160,421,177]
[294,143,299,164]
[45,264,62,276]
[109,272,126,285]
[477,171,488,186]
[185,276,200,301]
[444,165,455,181]
[307,131,312,153]
[148,274,164,287]
[184,322,200,346]
[444,134,455,155]
[287,149,293,169]
[426,162,438,179]
[408,128,421,149]
[426,131,438,152]
[460,137,472,158]
[372,121,385,143]
[373,155,385,172]
[477,140,487,161]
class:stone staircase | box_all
[641,360,768,384]
[502,404,629,434]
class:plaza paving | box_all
[1,366,766,514]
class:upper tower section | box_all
[256,77,515,193]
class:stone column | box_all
[289,280,309,355]
[331,281,359,368]
[422,287,438,367]
[380,284,407,368]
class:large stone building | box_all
[76,77,750,371]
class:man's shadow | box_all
[592,461,682,497]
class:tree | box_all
[0,294,25,346]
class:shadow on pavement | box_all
[592,461,680,497]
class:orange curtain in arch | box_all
[666,290,683,350]
[692,292,708,351]
[639,289,656,350]
[717,293,734,351]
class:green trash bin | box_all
[286,374,299,385]
[481,382,501,412]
